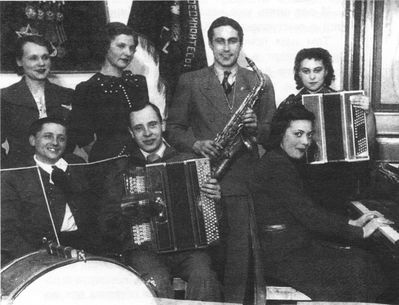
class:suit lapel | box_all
[233,66,253,112]
[11,78,38,110]
[199,67,233,116]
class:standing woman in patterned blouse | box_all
[69,22,149,162]
[1,35,73,168]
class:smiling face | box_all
[280,120,314,159]
[105,34,136,71]
[129,105,165,153]
[17,42,51,81]
[29,123,67,164]
[298,58,328,93]
[209,25,242,69]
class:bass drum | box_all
[1,250,157,305]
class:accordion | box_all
[122,158,220,253]
[302,90,369,164]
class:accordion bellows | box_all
[122,158,220,253]
[302,90,369,164]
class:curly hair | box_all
[95,22,138,65]
[294,47,335,90]
[266,103,315,150]
[15,35,53,76]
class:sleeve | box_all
[256,74,276,146]
[166,73,198,152]
[254,156,363,242]
[1,173,33,262]
[69,82,96,148]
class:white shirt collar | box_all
[213,65,238,84]
[33,155,68,174]
[140,141,167,160]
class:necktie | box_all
[146,153,161,163]
[52,166,72,198]
[222,71,232,95]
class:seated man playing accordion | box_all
[99,103,222,301]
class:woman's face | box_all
[298,58,328,92]
[17,42,51,81]
[281,120,313,159]
[105,34,136,71]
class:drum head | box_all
[7,257,157,305]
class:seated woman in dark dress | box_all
[69,22,149,162]
[248,104,392,302]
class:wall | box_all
[0,0,346,106]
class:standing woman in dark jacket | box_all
[1,35,73,168]
[248,104,392,302]
[69,22,149,162]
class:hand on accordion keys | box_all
[200,178,221,201]
[350,94,370,114]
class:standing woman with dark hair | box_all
[278,47,376,215]
[249,104,391,302]
[69,22,149,162]
[1,35,73,168]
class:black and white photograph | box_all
[1,1,399,304]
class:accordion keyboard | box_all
[196,159,220,244]
[352,106,368,156]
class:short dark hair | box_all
[294,47,335,90]
[96,22,138,63]
[15,35,53,76]
[207,16,243,44]
[29,117,68,137]
[129,103,162,126]
[266,104,315,150]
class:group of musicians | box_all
[1,16,399,304]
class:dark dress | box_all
[248,148,387,301]
[280,86,371,215]
[69,71,149,162]
[1,78,73,168]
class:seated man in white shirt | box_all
[1,117,101,266]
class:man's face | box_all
[17,42,51,81]
[129,106,165,153]
[298,58,328,92]
[209,25,242,69]
[29,123,67,164]
[105,34,136,71]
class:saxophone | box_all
[211,57,266,179]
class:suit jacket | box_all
[166,65,276,195]
[1,154,101,263]
[1,78,73,168]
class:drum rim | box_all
[1,250,157,302]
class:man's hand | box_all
[193,140,221,158]
[200,178,221,201]
[350,95,371,114]
[242,108,258,131]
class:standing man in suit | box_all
[166,16,276,302]
[1,117,100,266]
[1,35,73,168]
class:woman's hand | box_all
[349,211,384,227]
[350,95,371,114]
[362,217,394,238]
